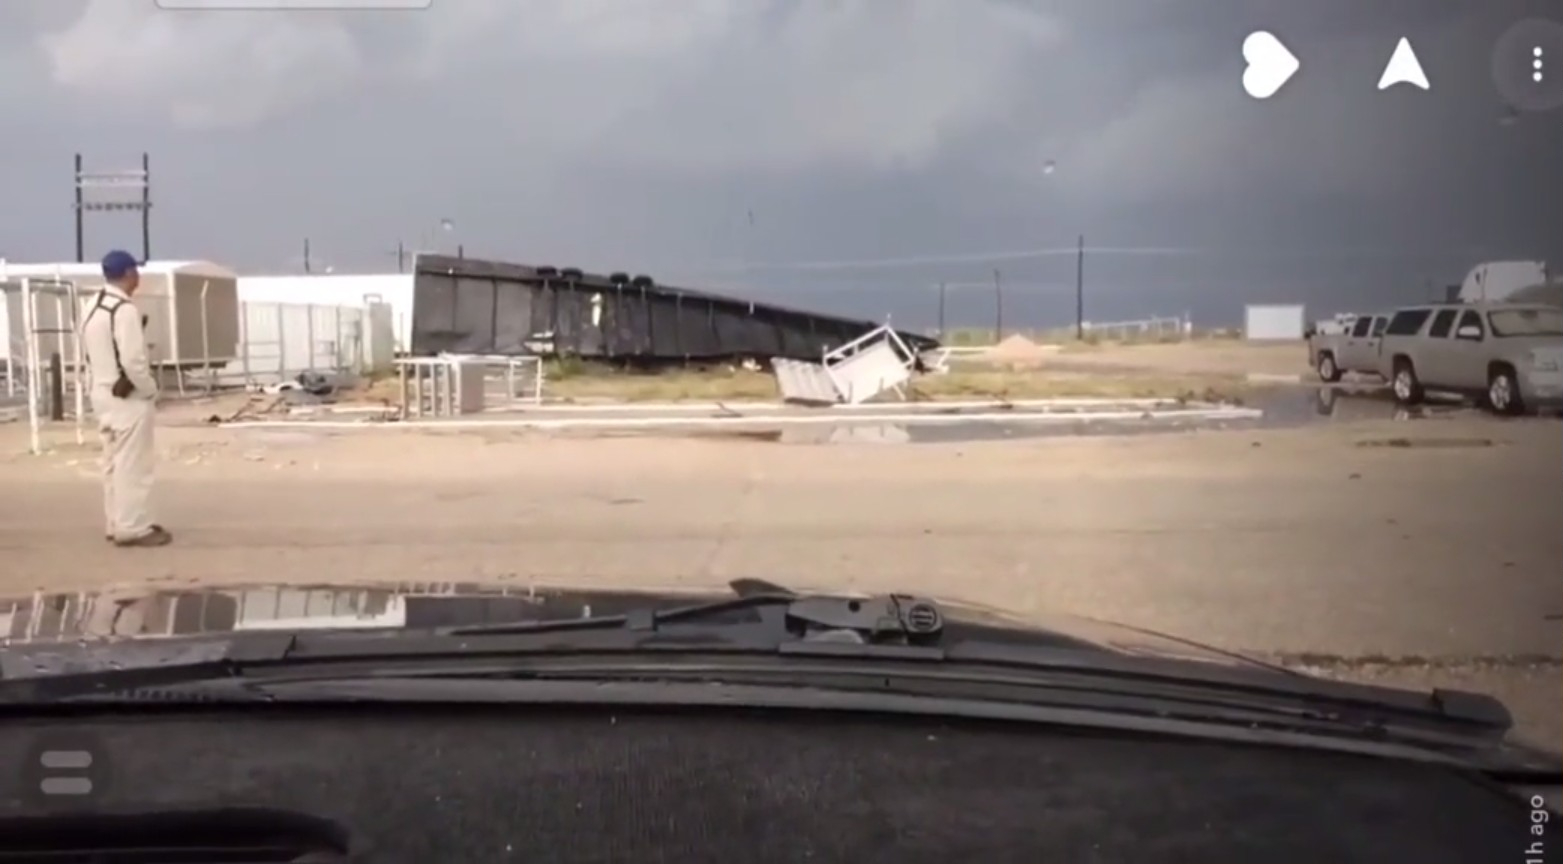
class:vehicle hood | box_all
[9,581,1562,771]
[0,580,1260,669]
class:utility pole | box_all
[937,282,947,340]
[992,268,1004,342]
[1074,234,1085,340]
[74,152,152,263]
[303,238,312,274]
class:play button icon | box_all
[1242,31,1301,99]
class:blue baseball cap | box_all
[100,249,142,280]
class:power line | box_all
[695,245,1194,273]
[680,244,1487,275]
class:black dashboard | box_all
[0,705,1553,863]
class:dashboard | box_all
[1,705,1555,863]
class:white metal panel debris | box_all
[773,324,922,405]
[773,359,839,405]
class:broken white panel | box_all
[439,357,489,415]
[824,325,918,405]
[773,358,840,405]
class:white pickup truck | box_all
[1307,313,1388,382]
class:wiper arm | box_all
[441,588,942,639]
[0,590,949,703]
[0,583,1521,753]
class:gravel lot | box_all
[2,404,1558,745]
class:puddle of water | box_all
[1249,385,1482,428]
[687,386,1563,445]
[699,416,1263,446]
[0,583,741,645]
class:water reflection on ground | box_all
[692,385,1557,446]
[0,583,739,644]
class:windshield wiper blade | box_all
[0,591,949,703]
[0,586,1523,752]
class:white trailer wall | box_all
[1244,304,1306,340]
[229,301,366,386]
[1,260,241,367]
[238,274,414,353]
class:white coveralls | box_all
[79,286,161,541]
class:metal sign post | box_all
[74,153,152,263]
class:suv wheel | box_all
[1316,352,1341,383]
[1391,359,1424,406]
[1487,367,1524,416]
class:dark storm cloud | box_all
[0,0,1556,326]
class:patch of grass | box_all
[547,365,780,401]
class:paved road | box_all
[1,417,1559,742]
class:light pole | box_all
[937,282,947,339]
[1075,233,1085,340]
[993,268,1004,341]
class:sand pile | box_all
[980,334,1056,367]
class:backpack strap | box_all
[84,292,128,378]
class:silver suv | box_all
[1376,302,1563,414]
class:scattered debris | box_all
[248,370,338,398]
[1355,437,1497,449]
[207,394,287,424]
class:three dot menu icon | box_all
[1492,18,1563,113]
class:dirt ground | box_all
[1048,339,1309,377]
[1,402,1558,745]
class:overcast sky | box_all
[1,0,1559,327]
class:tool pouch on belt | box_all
[111,369,135,399]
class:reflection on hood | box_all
[0,582,1259,670]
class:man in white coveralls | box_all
[80,249,172,547]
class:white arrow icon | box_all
[1242,31,1301,99]
[1378,37,1430,90]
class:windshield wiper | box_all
[0,584,1531,763]
[0,590,948,703]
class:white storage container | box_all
[1243,304,1307,341]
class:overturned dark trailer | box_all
[408,255,939,364]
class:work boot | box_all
[113,526,173,548]
[105,524,165,543]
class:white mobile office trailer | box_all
[1457,260,1549,303]
[0,259,241,369]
